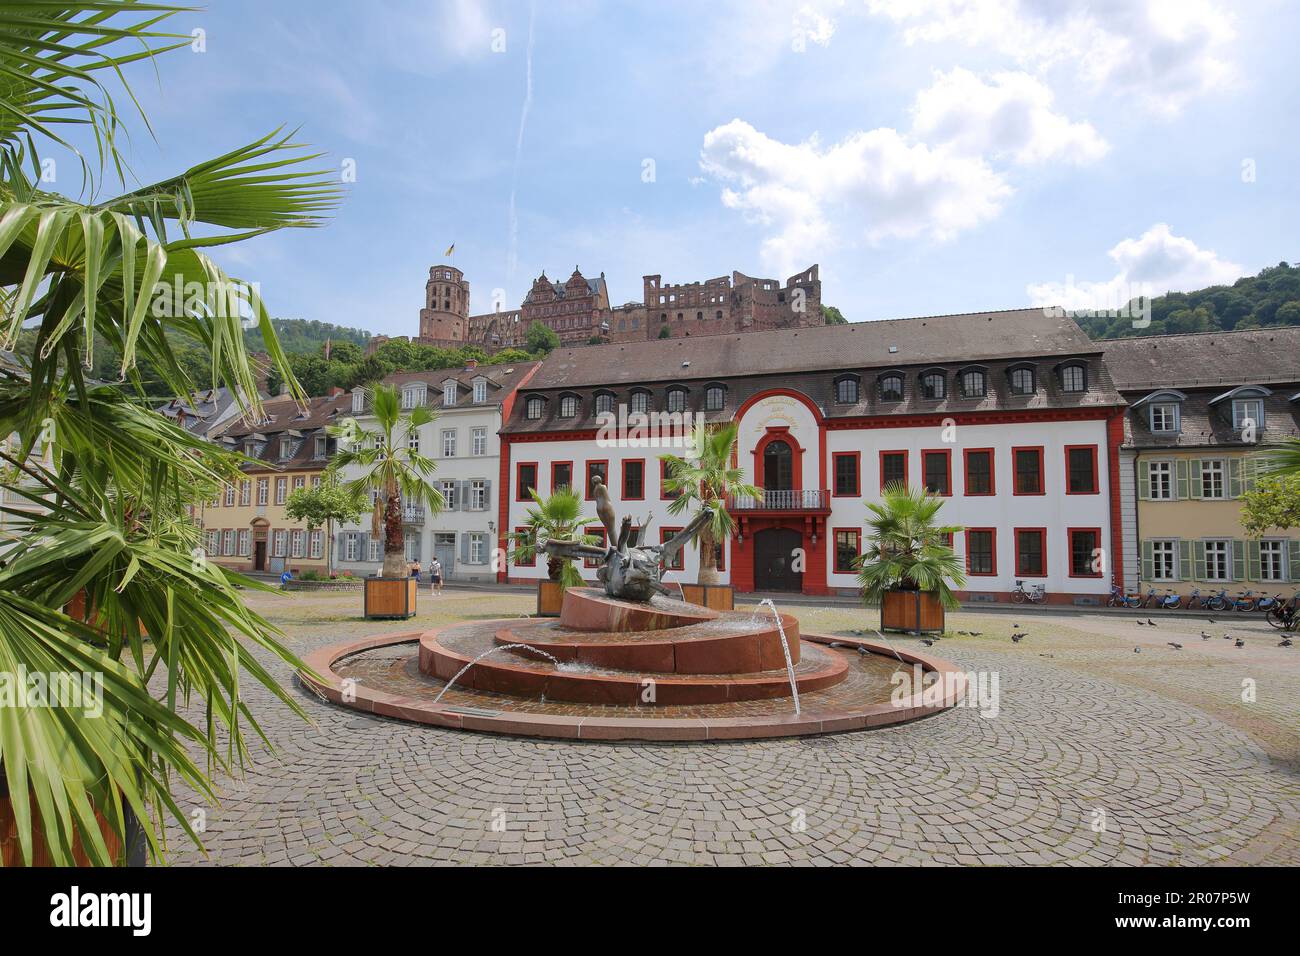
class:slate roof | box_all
[215,393,351,473]
[375,361,539,409]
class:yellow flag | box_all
[444,242,455,257]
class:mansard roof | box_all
[1100,327,1300,390]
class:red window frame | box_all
[660,527,684,571]
[1067,527,1103,578]
[622,458,646,500]
[879,449,908,492]
[1064,444,1099,495]
[515,461,539,501]
[585,459,609,500]
[1014,527,1048,577]
[550,460,573,493]
[1011,446,1045,496]
[921,448,952,496]
[964,528,997,576]
[831,451,861,497]
[962,447,996,496]
[514,527,535,567]
[832,527,861,574]
[583,526,607,568]
[659,458,680,500]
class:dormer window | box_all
[401,384,426,409]
[279,437,294,460]
[630,390,650,415]
[525,397,544,420]
[1150,403,1180,433]
[351,389,365,413]
[1232,398,1264,431]
[472,379,488,404]
[1060,363,1087,393]
[443,382,457,407]
[559,394,579,418]
[920,372,945,400]
[878,374,903,402]
[594,392,614,415]
[666,387,687,413]
[314,435,327,458]
[1009,367,1035,396]
[959,368,986,398]
[705,384,725,412]
[834,375,859,404]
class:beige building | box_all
[202,391,350,575]
[1105,329,1300,601]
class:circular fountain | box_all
[300,587,967,741]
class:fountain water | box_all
[758,598,801,715]
[432,642,562,705]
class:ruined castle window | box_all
[526,397,544,420]
[595,393,613,415]
[705,385,725,411]
[667,388,687,413]
[631,390,649,414]
[696,312,703,321]
[560,395,578,418]
[715,310,722,320]
[676,313,683,322]
[879,375,903,402]
[920,373,945,400]
[834,376,859,404]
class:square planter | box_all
[679,583,735,611]
[880,589,945,634]
[537,580,565,617]
[364,577,417,619]
[1,773,145,867]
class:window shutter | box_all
[1137,459,1150,500]
[1188,459,1202,499]
[360,533,370,561]
[460,533,470,565]
[1246,540,1261,582]
[1228,458,1242,498]
[482,480,492,511]
[337,533,347,562]
[1290,540,1300,582]
[1141,540,1154,583]
[413,533,422,561]
[1177,540,1191,582]
[1231,540,1246,582]
[1193,541,1207,581]
[456,480,468,510]
[1242,457,1258,494]
[1175,459,1189,499]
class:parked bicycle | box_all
[1266,600,1298,631]
[1184,588,1206,609]
[1203,589,1231,612]
[1253,592,1285,614]
[1011,579,1048,604]
[1144,587,1182,610]
[1230,590,1258,612]
[1107,582,1143,608]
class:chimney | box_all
[465,358,479,371]
[328,386,345,398]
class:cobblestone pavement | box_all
[162,588,1299,866]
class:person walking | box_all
[429,556,443,595]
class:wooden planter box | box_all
[364,577,417,619]
[679,584,735,611]
[1,774,145,867]
[881,589,945,634]
[537,580,565,617]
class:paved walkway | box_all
[162,590,1299,866]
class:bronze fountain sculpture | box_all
[543,475,712,602]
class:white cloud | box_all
[910,68,1108,165]
[699,119,1011,276]
[869,0,1236,115]
[1027,224,1243,311]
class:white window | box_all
[441,480,457,509]
[1151,540,1177,581]
[1232,398,1263,431]
[630,391,648,414]
[208,530,221,554]
[309,529,324,559]
[224,483,236,507]
[311,475,321,488]
[1204,540,1229,581]
[401,385,425,409]
[471,427,487,456]
[1260,540,1285,581]
[238,529,251,556]
[257,478,269,506]
[275,477,288,505]
[240,480,251,506]
[959,370,985,397]
[223,529,235,555]
[405,535,421,562]
[443,382,457,407]
[408,429,420,454]
[1148,461,1173,500]
[314,435,327,458]
[526,397,544,419]
[1150,403,1179,433]
[473,380,487,404]
[345,535,359,562]
[293,476,305,493]
[442,429,456,457]
[290,529,305,558]
[351,390,366,413]
[666,389,686,413]
[272,529,288,558]
[595,393,613,415]
[1060,365,1086,392]
[1008,368,1034,395]
[470,480,487,511]
[469,533,486,564]
[368,536,383,562]
[560,395,578,418]
[1201,460,1225,499]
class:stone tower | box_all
[418,264,470,345]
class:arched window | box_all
[920,372,945,400]
[763,440,794,491]
[667,387,687,413]
[525,397,544,420]
[834,375,859,404]
[959,369,986,398]
[595,392,613,415]
[879,375,903,402]
[1009,367,1035,395]
[630,390,650,414]
[559,395,578,418]
[1060,364,1087,392]
[705,385,725,411]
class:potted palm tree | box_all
[507,487,596,616]
[660,421,760,610]
[329,383,442,619]
[0,3,339,865]
[857,485,966,635]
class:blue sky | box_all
[102,0,1300,336]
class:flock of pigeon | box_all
[1132,615,1293,651]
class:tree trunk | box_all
[697,523,720,585]
[547,556,564,581]
[382,491,405,578]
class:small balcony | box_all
[727,489,830,512]
[402,506,425,524]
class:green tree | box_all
[284,477,366,575]
[660,422,761,585]
[1240,474,1300,536]
[856,485,966,610]
[329,384,442,577]
[822,304,847,325]
[0,2,339,865]
[525,319,560,354]
[507,487,596,587]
